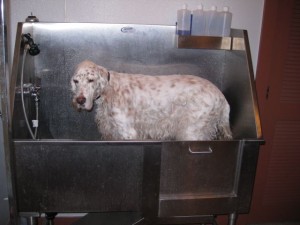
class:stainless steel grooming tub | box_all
[9,23,263,225]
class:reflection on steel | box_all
[9,23,264,225]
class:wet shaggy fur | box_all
[71,60,232,140]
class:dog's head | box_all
[71,60,110,111]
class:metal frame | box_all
[1,1,15,225]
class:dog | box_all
[71,60,232,140]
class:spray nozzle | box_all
[22,33,40,56]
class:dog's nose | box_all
[76,96,86,105]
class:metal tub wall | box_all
[12,23,260,140]
[10,23,263,224]
[13,140,260,220]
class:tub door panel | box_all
[13,141,161,213]
[159,141,242,216]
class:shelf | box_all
[176,35,245,50]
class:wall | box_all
[8,0,264,74]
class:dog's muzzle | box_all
[73,94,94,111]
[76,96,86,105]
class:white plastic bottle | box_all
[177,4,192,35]
[206,5,219,36]
[191,4,206,36]
[220,6,232,36]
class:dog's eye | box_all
[73,79,78,84]
[88,79,94,83]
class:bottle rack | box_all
[176,29,246,50]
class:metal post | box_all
[228,212,237,225]
[0,0,14,225]
[26,217,38,225]
[45,213,58,225]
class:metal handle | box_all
[188,146,213,154]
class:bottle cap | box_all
[223,6,229,12]
[182,4,188,9]
[211,5,217,11]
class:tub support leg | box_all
[45,212,57,225]
[228,212,237,225]
[26,216,38,225]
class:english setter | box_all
[71,60,232,140]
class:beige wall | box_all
[8,0,264,74]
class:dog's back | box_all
[95,71,232,140]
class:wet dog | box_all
[71,60,232,140]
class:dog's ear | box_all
[96,65,110,82]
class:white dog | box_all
[71,60,232,140]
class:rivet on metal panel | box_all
[188,146,213,154]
